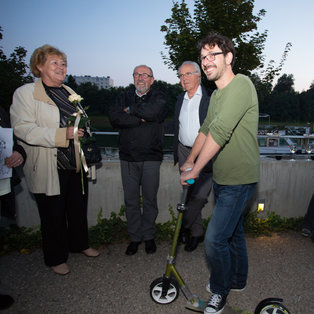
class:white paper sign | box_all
[0,128,13,179]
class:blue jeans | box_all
[205,182,257,297]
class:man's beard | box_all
[136,80,148,94]
[203,65,218,82]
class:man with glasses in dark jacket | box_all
[109,65,167,255]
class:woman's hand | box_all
[66,126,84,139]
[5,151,24,168]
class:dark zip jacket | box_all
[108,89,168,161]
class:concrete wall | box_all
[14,157,314,228]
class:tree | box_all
[298,84,314,123]
[258,74,311,123]
[76,82,100,112]
[0,27,33,111]
[152,80,182,117]
[250,73,272,104]
[161,0,268,80]
[258,42,292,92]
[272,74,295,94]
[65,74,78,90]
[161,0,291,93]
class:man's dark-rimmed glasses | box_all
[200,52,224,62]
[133,72,153,79]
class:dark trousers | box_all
[302,193,314,231]
[120,160,161,242]
[34,169,89,267]
[178,142,213,237]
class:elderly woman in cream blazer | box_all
[10,44,99,275]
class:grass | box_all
[243,211,303,236]
[0,207,303,256]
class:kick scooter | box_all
[149,183,291,313]
[150,183,207,312]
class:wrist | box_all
[186,155,195,164]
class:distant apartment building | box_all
[71,75,114,89]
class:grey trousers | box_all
[178,142,213,237]
[120,160,161,242]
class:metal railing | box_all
[92,131,314,157]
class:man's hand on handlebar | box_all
[180,161,194,172]
[180,168,198,186]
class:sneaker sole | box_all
[302,232,311,237]
[301,229,311,237]
[206,283,246,293]
[204,306,224,314]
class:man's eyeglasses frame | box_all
[133,72,153,79]
[177,71,199,79]
[199,52,224,63]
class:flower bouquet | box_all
[68,94,101,193]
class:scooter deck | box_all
[185,298,207,312]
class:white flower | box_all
[68,94,83,104]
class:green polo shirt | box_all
[200,74,260,185]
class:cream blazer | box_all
[10,79,75,195]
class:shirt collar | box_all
[136,89,149,98]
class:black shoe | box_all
[125,241,140,255]
[184,235,204,252]
[145,239,156,254]
[204,293,226,314]
[179,228,190,244]
[0,294,14,310]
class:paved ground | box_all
[0,231,313,314]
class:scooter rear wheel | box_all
[254,298,290,314]
[150,277,179,304]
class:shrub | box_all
[0,208,303,255]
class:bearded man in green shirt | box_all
[181,33,260,314]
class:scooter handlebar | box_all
[184,168,195,185]
[186,179,195,184]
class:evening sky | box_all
[1,0,313,92]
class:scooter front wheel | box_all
[150,277,179,304]
[254,298,290,314]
